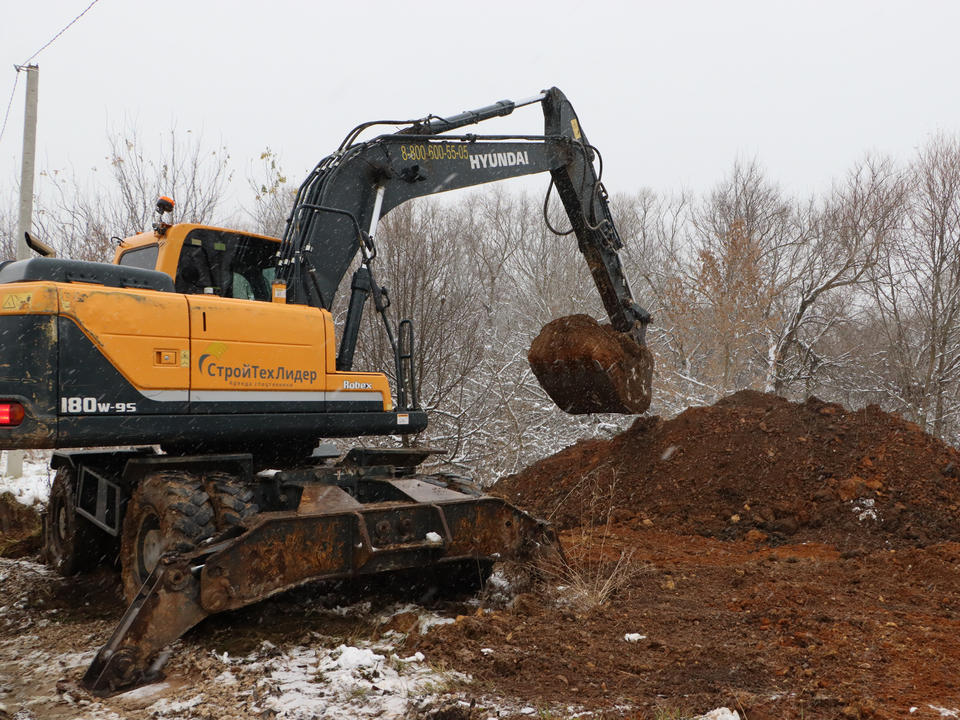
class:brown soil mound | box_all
[528,314,653,414]
[0,491,42,558]
[493,390,960,550]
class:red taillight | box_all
[0,403,25,426]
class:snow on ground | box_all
[0,588,486,720]
[0,451,52,507]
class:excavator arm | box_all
[276,87,653,414]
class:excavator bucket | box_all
[528,314,654,415]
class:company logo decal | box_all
[197,342,228,375]
[469,151,530,170]
[196,340,317,386]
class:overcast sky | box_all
[2,0,959,213]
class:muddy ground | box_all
[2,390,960,718]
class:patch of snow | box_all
[146,693,205,714]
[426,531,443,543]
[0,455,51,507]
[326,645,383,671]
[214,670,238,685]
[695,710,741,720]
[849,498,878,522]
[328,600,373,617]
[624,633,646,642]
[486,572,510,590]
[930,707,960,718]
[116,681,173,700]
[418,614,456,633]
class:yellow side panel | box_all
[59,286,190,391]
[315,312,392,407]
[188,297,331,392]
[0,284,58,315]
[326,370,393,411]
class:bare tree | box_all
[352,200,485,454]
[246,148,295,238]
[22,123,235,262]
[0,185,17,261]
[104,123,233,233]
[647,159,794,404]
[763,155,905,394]
[864,133,960,440]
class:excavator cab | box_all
[116,227,279,301]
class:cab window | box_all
[117,244,160,271]
[175,229,278,301]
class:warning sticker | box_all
[1,292,33,311]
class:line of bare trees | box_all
[4,127,960,483]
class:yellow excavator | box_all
[0,87,652,694]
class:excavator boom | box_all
[276,87,653,413]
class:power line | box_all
[0,0,102,151]
[21,0,101,67]
[0,73,19,153]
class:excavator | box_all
[0,87,652,694]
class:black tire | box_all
[120,472,216,602]
[46,467,106,575]
[205,472,259,528]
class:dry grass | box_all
[539,470,651,610]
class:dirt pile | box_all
[0,492,42,559]
[493,390,960,550]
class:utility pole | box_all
[5,64,39,480]
[17,65,39,260]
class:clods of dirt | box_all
[419,525,960,719]
[493,390,960,551]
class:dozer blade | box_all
[82,482,561,696]
[82,557,210,694]
[528,314,654,415]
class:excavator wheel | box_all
[528,314,654,415]
[46,467,107,575]
[120,472,216,602]
[205,472,260,528]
